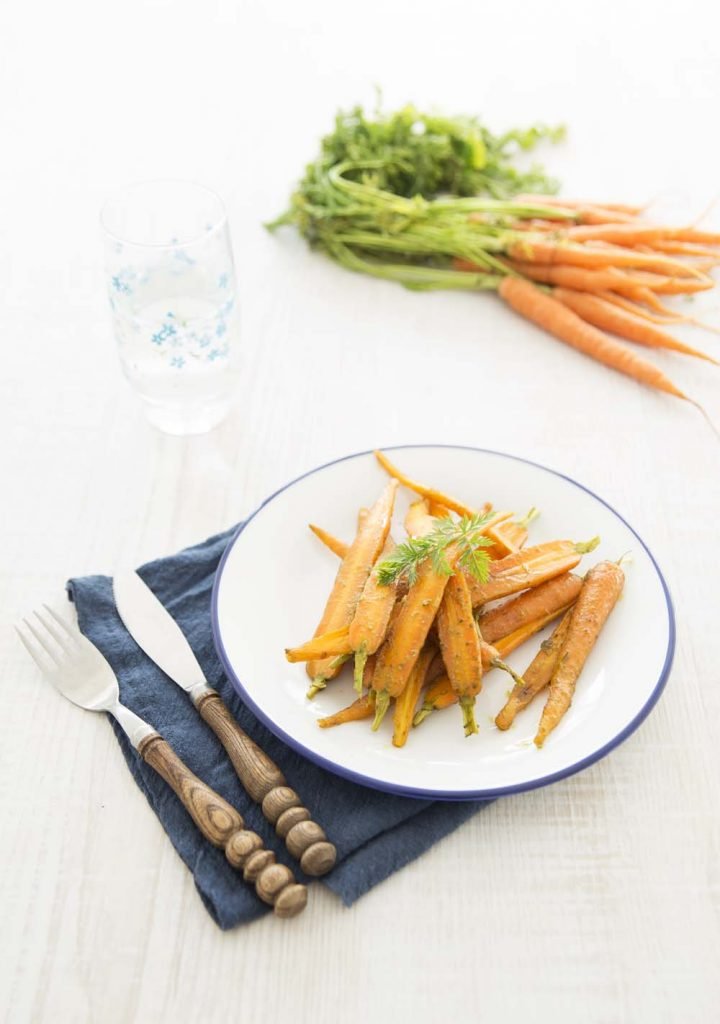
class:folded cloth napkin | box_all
[68,525,492,928]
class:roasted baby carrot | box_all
[436,570,483,735]
[348,534,400,692]
[485,507,538,559]
[535,561,625,747]
[392,646,435,747]
[414,603,573,725]
[371,550,456,729]
[286,626,353,662]
[495,611,572,730]
[467,538,599,607]
[413,674,458,725]
[375,449,491,518]
[307,480,398,697]
[498,277,693,402]
[477,572,583,643]
[309,523,349,559]
[318,691,375,728]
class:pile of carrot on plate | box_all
[285,450,625,749]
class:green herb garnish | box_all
[376,513,495,587]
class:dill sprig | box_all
[376,513,495,587]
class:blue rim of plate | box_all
[211,444,675,801]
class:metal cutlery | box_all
[112,570,337,877]
[16,605,308,918]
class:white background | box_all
[2,2,719,1022]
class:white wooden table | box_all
[2,2,719,1020]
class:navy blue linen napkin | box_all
[67,525,492,928]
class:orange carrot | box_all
[436,570,484,735]
[306,480,397,697]
[415,603,572,725]
[498,277,692,401]
[515,195,645,216]
[566,223,720,246]
[392,646,436,747]
[495,610,572,730]
[375,449,493,518]
[318,691,375,728]
[535,561,625,747]
[309,523,348,559]
[285,626,353,663]
[507,238,704,279]
[477,572,583,643]
[467,537,599,607]
[551,287,718,365]
[412,674,459,725]
[371,548,457,730]
[348,534,400,692]
[485,507,538,559]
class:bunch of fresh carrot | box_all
[271,101,720,425]
[285,451,625,748]
[457,196,720,421]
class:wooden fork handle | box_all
[196,692,337,877]
[137,734,307,918]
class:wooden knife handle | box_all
[197,692,337,877]
[137,734,307,918]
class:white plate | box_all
[212,446,674,800]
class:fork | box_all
[16,605,308,918]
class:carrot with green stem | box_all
[477,572,583,643]
[507,238,706,279]
[514,195,646,216]
[348,534,400,693]
[495,611,572,730]
[535,560,625,747]
[392,646,436,747]
[467,537,599,607]
[306,479,398,698]
[552,287,718,365]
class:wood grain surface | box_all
[2,1,720,1021]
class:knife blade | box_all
[111,571,337,877]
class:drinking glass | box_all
[101,180,240,435]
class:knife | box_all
[112,570,337,877]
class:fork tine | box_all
[34,606,72,648]
[22,615,61,665]
[42,603,78,640]
[15,623,56,673]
